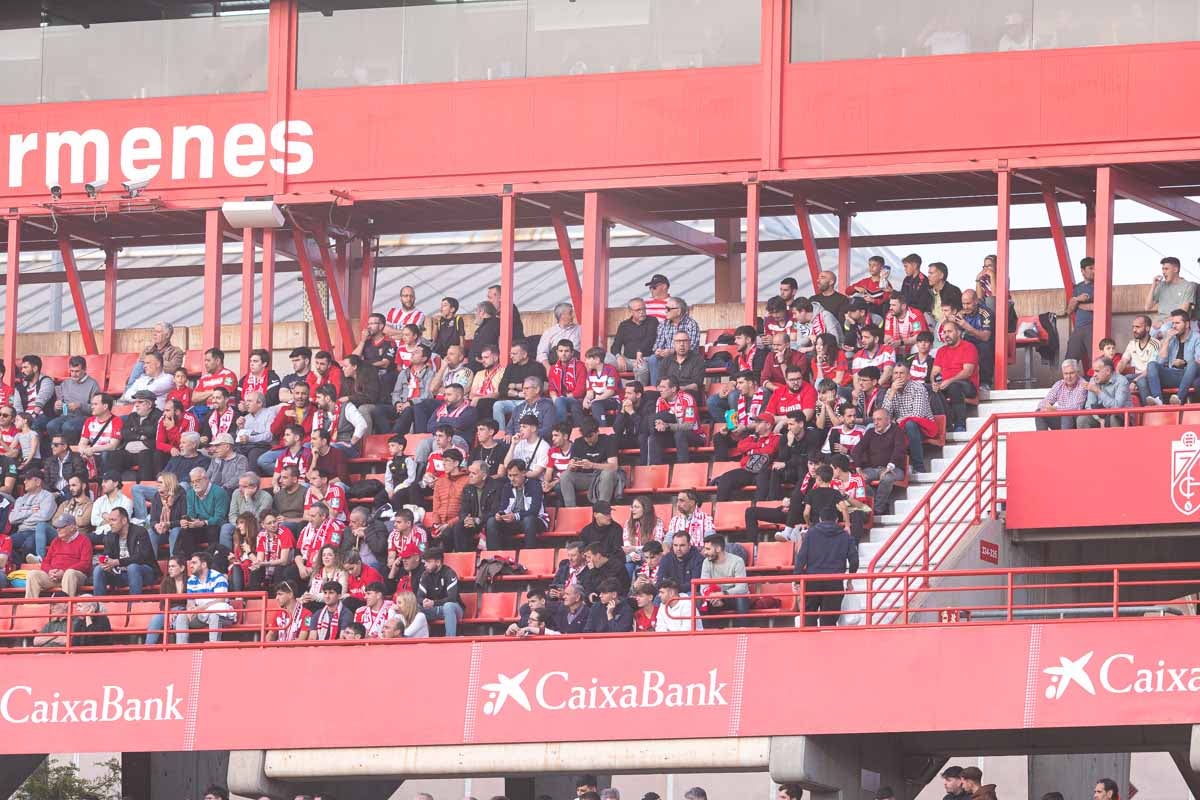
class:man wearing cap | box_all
[388,540,424,596]
[418,546,463,636]
[644,274,672,320]
[24,513,92,597]
[205,433,250,493]
[9,471,58,560]
[959,767,997,800]
[842,296,871,354]
[941,766,970,800]
[580,502,623,559]
[714,412,781,502]
[115,389,163,478]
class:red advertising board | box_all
[1006,425,1200,529]
[0,618,1195,755]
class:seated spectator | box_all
[313,350,345,398]
[22,513,91,597]
[272,465,307,534]
[582,347,622,425]
[812,269,849,321]
[849,255,893,320]
[661,330,706,401]
[759,296,796,350]
[537,303,582,366]
[162,429,210,485]
[304,464,347,528]
[765,364,817,431]
[466,344,502,416]
[418,546,463,636]
[714,412,780,501]
[428,344,473,403]
[580,501,623,558]
[584,577,634,633]
[47,356,100,444]
[667,489,715,547]
[645,298,701,386]
[810,332,850,389]
[93,507,160,596]
[548,340,588,426]
[609,299,658,375]
[847,367,884,429]
[794,505,858,627]
[883,294,927,357]
[1141,309,1199,406]
[634,539,665,586]
[505,415,550,480]
[157,399,202,464]
[558,582,590,634]
[206,433,250,493]
[928,261,962,324]
[612,381,653,452]
[660,530,704,588]
[699,534,749,622]
[851,326,897,386]
[394,323,437,376]
[655,576,701,632]
[1035,359,1089,430]
[632,581,660,631]
[551,541,590,598]
[487,460,548,548]
[427,448,468,545]
[643,377,703,466]
[449,459,499,552]
[90,471,132,541]
[1117,314,1157,383]
[841,297,870,355]
[385,285,425,333]
[416,383,476,464]
[707,325,758,423]
[1145,256,1195,336]
[713,371,767,460]
[383,590,429,639]
[948,290,994,388]
[491,342,547,432]
[342,550,385,606]
[1092,337,1120,376]
[44,435,86,499]
[166,366,193,410]
[124,321,185,389]
[17,356,56,435]
[932,321,979,434]
[417,424,457,493]
[792,297,840,355]
[309,428,349,485]
[382,434,419,507]
[582,543,632,600]
[899,253,932,315]
[32,596,75,648]
[351,581,394,636]
[144,472,185,553]
[308,579,353,640]
[470,302,500,361]
[809,380,841,452]
[232,390,277,468]
[541,422,571,501]
[502,378,557,441]
[852,408,908,516]
[181,467,231,552]
[830,454,870,541]
[769,412,810,498]
[300,545,348,609]
[278,347,318,403]
[9,471,57,560]
[173,551,236,643]
[190,348,238,423]
[1079,356,1132,428]
[312,384,369,457]
[379,344,437,436]
[622,496,664,565]
[881,363,936,474]
[77,393,123,476]
[204,387,240,443]
[222,472,272,548]
[264,424,312,481]
[509,605,562,638]
[906,330,936,385]
[53,473,93,540]
[266,580,311,642]
[115,391,162,478]
[561,417,619,506]
[339,354,382,420]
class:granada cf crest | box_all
[1171,431,1200,515]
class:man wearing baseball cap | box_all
[113,389,163,478]
[205,432,250,493]
[714,412,781,502]
[959,767,998,800]
[643,274,671,320]
[23,512,91,597]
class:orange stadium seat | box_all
[183,350,205,377]
[714,500,751,533]
[443,551,477,582]
[104,352,142,393]
[471,592,518,625]
[85,353,110,387]
[41,355,70,380]
[518,548,557,580]
[750,541,795,573]
[624,465,669,496]
[665,462,710,492]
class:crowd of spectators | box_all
[0,259,1005,639]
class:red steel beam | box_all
[102,249,117,355]
[314,236,356,357]
[551,208,584,320]
[499,194,517,360]
[1042,184,1074,307]
[260,229,276,354]
[359,238,376,330]
[599,193,727,258]
[994,170,1011,391]
[1111,168,1200,227]
[266,0,297,196]
[792,197,822,289]
[1093,167,1116,355]
[5,218,20,384]
[201,210,224,352]
[837,211,852,292]
[292,228,334,354]
[760,0,787,171]
[580,192,608,353]
[240,229,255,375]
[58,236,98,356]
[745,181,761,326]
[1085,203,1097,258]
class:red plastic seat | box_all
[1141,409,1180,427]
[518,548,557,580]
[924,415,947,447]
[665,462,710,492]
[750,541,795,572]
[41,355,71,380]
[125,601,163,637]
[183,350,205,377]
[624,465,669,496]
[104,352,142,394]
[471,592,518,624]
[479,549,517,564]
[85,354,110,389]
[443,551,477,582]
[713,500,751,533]
[548,506,593,535]
[707,461,741,487]
[459,593,478,620]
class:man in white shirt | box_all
[120,352,173,409]
[655,577,702,632]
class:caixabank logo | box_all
[481,668,729,716]
[1044,651,1200,699]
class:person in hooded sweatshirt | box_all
[959,766,998,800]
[794,504,858,627]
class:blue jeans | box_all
[131,484,157,524]
[144,613,166,645]
[218,523,236,549]
[554,396,585,427]
[257,448,285,473]
[645,354,665,386]
[901,420,926,473]
[492,399,520,430]
[1146,360,1200,402]
[46,415,86,444]
[425,602,463,637]
[706,389,739,424]
[12,522,54,560]
[331,441,360,458]
[147,525,180,554]
[93,563,156,596]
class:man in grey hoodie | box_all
[794,505,858,627]
[46,355,100,445]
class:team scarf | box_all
[314,403,342,439]
[210,406,237,436]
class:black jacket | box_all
[471,317,500,355]
[417,564,462,609]
[148,490,185,530]
[580,521,623,559]
[460,481,501,528]
[579,556,630,600]
[100,525,162,580]
[45,452,88,494]
[610,317,659,360]
[121,408,163,449]
[795,521,858,576]
[584,598,634,633]
[518,601,567,632]
[346,364,383,407]
[559,602,591,634]
[552,559,590,590]
[339,520,389,567]
[660,546,704,589]
[612,394,655,446]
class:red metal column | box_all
[292,229,334,354]
[994,170,1011,391]
[760,0,788,170]
[745,181,761,326]
[260,228,275,354]
[712,218,742,305]
[58,236,98,356]
[580,192,606,352]
[793,198,822,289]
[837,212,852,292]
[314,237,356,357]
[1092,167,1116,355]
[240,228,255,375]
[266,0,297,197]
[1042,185,1074,307]
[201,210,224,352]
[551,208,584,320]
[499,193,516,360]
[5,218,19,384]
[1085,202,1097,258]
[102,249,117,354]
[359,238,376,329]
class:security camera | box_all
[84,179,107,199]
[122,179,150,198]
[48,184,62,200]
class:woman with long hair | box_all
[392,590,429,638]
[143,555,188,645]
[227,512,260,591]
[622,496,664,577]
[148,472,186,554]
[301,545,348,610]
[812,332,849,387]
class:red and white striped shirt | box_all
[732,388,767,428]
[387,524,428,555]
[385,307,425,329]
[735,345,758,373]
[296,518,344,567]
[656,391,698,427]
[548,446,572,476]
[196,368,238,396]
[304,483,347,526]
[644,297,669,321]
[884,307,926,354]
[586,365,621,398]
[80,415,122,448]
[851,345,897,374]
[273,604,312,642]
[274,446,313,478]
[833,473,867,502]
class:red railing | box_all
[864,404,1184,622]
[1,562,1195,652]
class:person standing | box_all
[794,505,857,626]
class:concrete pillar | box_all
[1028,753,1130,800]
[0,754,46,798]
[230,749,403,800]
[770,735,864,799]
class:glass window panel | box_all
[296,7,405,90]
[652,0,761,69]
[0,28,43,105]
[403,1,528,84]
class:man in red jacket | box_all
[714,413,781,502]
[24,513,92,597]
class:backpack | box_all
[476,555,526,592]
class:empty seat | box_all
[665,462,710,492]
[105,352,142,394]
[751,541,795,572]
[183,350,205,377]
[518,548,557,580]
[713,500,752,533]
[624,465,669,496]
[85,354,110,389]
[443,551,477,582]
[471,592,519,624]
[548,506,593,534]
[41,355,71,381]
[459,593,478,620]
